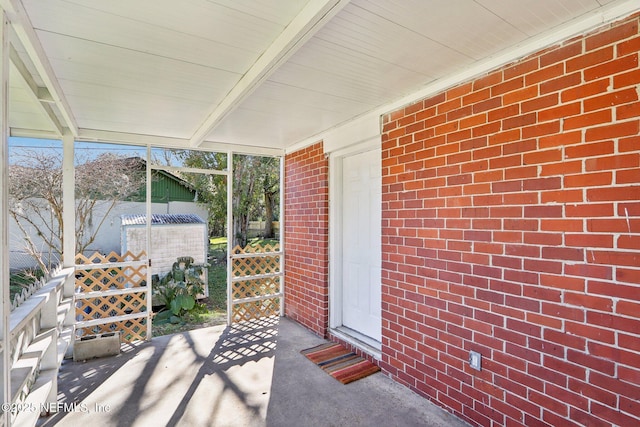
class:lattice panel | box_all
[76,292,148,322]
[232,299,280,323]
[232,254,280,278]
[232,277,280,300]
[231,243,280,255]
[75,250,149,343]
[75,250,146,265]
[75,265,147,293]
[76,317,147,343]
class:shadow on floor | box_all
[40,317,468,427]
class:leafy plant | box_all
[153,256,208,317]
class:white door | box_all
[341,148,381,342]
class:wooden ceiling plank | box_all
[190,0,351,147]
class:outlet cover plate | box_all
[469,350,482,371]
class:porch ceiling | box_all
[1,0,637,154]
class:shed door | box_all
[341,148,381,342]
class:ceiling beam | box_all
[78,128,284,157]
[1,0,78,136]
[189,0,350,147]
[9,45,63,135]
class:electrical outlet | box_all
[469,350,482,371]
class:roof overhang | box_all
[1,0,639,155]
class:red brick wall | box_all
[284,142,329,336]
[381,14,640,427]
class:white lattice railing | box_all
[3,267,75,426]
[229,243,283,323]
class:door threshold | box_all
[331,326,382,360]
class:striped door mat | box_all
[301,342,380,384]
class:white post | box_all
[279,156,285,317]
[0,9,10,426]
[61,133,75,266]
[146,146,152,340]
[226,151,233,325]
[61,133,75,295]
[60,130,75,371]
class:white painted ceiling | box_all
[2,0,637,154]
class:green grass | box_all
[246,237,279,248]
[208,263,227,310]
[152,236,279,337]
[9,270,44,302]
[210,236,227,251]
[153,239,228,337]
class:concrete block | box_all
[73,332,121,361]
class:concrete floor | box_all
[40,317,470,427]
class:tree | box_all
[173,151,227,237]
[9,149,144,274]
[176,151,280,248]
[259,157,279,239]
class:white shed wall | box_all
[122,223,208,278]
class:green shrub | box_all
[153,257,208,317]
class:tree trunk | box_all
[264,190,274,238]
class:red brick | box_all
[538,102,581,122]
[589,218,640,233]
[617,101,640,120]
[617,268,640,284]
[491,77,524,96]
[587,250,640,267]
[473,72,502,91]
[563,109,612,131]
[561,78,610,103]
[523,148,562,165]
[540,73,582,94]
[618,33,640,56]
[568,378,616,408]
[437,97,462,115]
[565,171,612,188]
[586,153,639,171]
[472,121,502,137]
[587,186,640,202]
[543,355,587,380]
[522,121,561,138]
[462,88,490,105]
[565,292,613,312]
[459,113,487,130]
[541,189,583,204]
[504,57,539,80]
[538,131,582,149]
[540,41,582,67]
[566,203,613,217]
[525,63,564,86]
[567,46,614,72]
[503,85,538,105]
[585,120,639,142]
[566,321,615,344]
[522,93,558,113]
[488,104,520,123]
[585,54,638,81]
[540,219,583,232]
[488,129,520,145]
[423,92,446,109]
[585,19,639,51]
[584,88,639,112]
[503,113,536,130]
